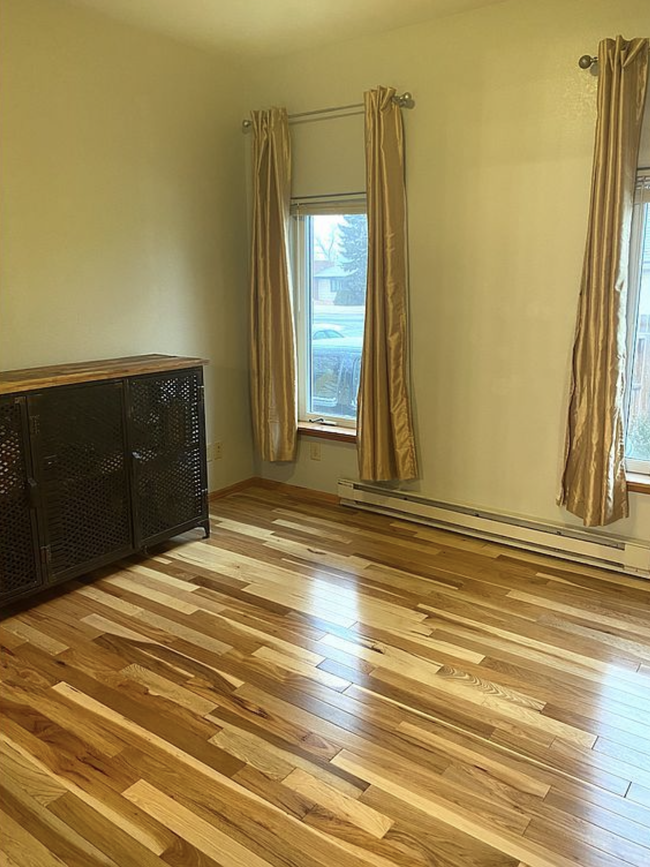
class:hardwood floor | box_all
[2,483,650,867]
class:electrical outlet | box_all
[309,442,321,461]
[209,441,223,461]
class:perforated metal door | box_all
[0,396,42,601]
[29,381,133,580]
[128,368,207,545]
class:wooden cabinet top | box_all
[0,354,208,395]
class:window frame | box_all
[624,169,650,477]
[291,197,367,429]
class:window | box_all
[292,200,368,427]
[625,171,650,475]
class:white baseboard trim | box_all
[338,479,650,579]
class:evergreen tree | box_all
[335,214,368,305]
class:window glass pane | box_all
[307,213,367,420]
[627,203,650,462]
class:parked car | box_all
[311,324,344,340]
[310,336,362,419]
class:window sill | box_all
[298,421,357,443]
[627,472,650,495]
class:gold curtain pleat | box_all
[357,86,418,482]
[560,36,649,526]
[249,108,297,462]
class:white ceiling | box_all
[69,0,509,59]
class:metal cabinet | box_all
[0,359,209,607]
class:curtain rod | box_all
[241,91,414,132]
[578,54,598,69]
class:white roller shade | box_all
[291,112,365,200]
[290,196,366,216]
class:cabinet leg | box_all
[201,519,211,539]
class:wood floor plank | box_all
[120,663,219,716]
[1,619,68,655]
[0,775,119,867]
[0,725,174,856]
[332,750,576,867]
[121,744,385,867]
[283,768,394,839]
[0,809,70,867]
[396,721,551,798]
[506,589,650,639]
[0,624,28,651]
[101,573,201,614]
[212,723,366,798]
[47,791,179,867]
[209,726,296,781]
[360,785,519,867]
[0,740,68,807]
[2,486,649,867]
[1,679,127,759]
[124,779,276,867]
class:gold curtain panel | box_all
[560,36,649,526]
[249,108,297,462]
[357,86,418,482]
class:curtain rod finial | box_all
[393,91,415,108]
[578,54,597,69]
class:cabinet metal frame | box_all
[0,395,44,603]
[1,364,209,607]
[27,378,136,587]
[125,366,210,550]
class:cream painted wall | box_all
[0,0,254,489]
[249,0,650,541]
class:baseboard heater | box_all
[337,479,650,579]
